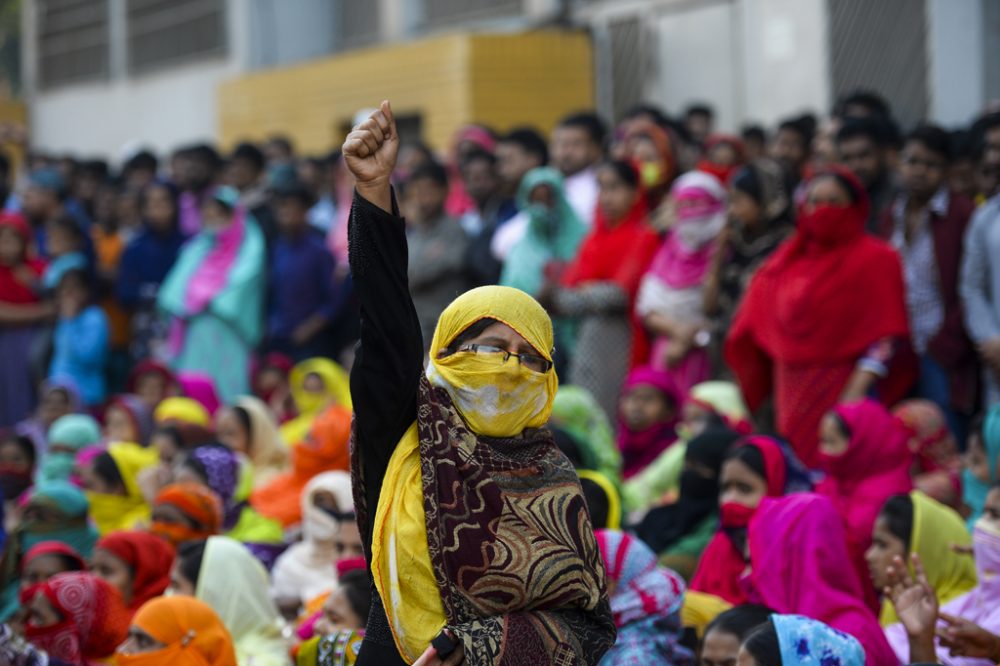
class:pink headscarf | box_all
[644,171,726,289]
[177,372,222,417]
[617,366,684,479]
[749,494,899,666]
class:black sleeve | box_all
[348,190,424,546]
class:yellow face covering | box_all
[426,285,559,438]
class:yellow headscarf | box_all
[373,286,559,661]
[154,397,211,428]
[280,358,352,446]
[86,442,159,535]
[879,491,978,625]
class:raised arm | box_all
[344,102,425,552]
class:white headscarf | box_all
[269,471,354,604]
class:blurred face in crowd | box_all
[55,273,89,319]
[680,401,715,440]
[701,627,742,666]
[719,458,768,509]
[686,113,712,145]
[769,128,808,176]
[21,555,74,592]
[39,388,71,427]
[496,142,542,190]
[118,627,166,656]
[315,585,363,636]
[404,176,447,225]
[334,519,365,562]
[977,148,1000,200]
[620,384,674,432]
[228,157,261,191]
[551,125,601,177]
[707,142,740,170]
[216,407,250,455]
[0,226,25,265]
[900,140,947,201]
[92,547,134,605]
[818,412,851,457]
[77,457,123,495]
[460,156,499,207]
[0,438,32,474]
[527,183,555,213]
[949,157,978,201]
[200,200,232,232]
[837,135,885,188]
[143,184,176,233]
[276,195,308,234]
[966,430,993,484]
[168,560,196,596]
[596,165,638,223]
[21,186,59,223]
[728,188,761,231]
[982,487,1000,532]
[803,176,853,213]
[865,513,907,590]
[115,189,142,232]
[105,404,137,443]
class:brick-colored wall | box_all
[217,30,594,155]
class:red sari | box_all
[724,168,914,468]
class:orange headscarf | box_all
[249,405,352,527]
[118,596,237,666]
[150,483,223,548]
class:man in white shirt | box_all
[550,112,606,227]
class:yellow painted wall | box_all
[217,30,593,155]
[0,100,28,172]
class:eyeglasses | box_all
[458,343,553,374]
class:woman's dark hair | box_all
[177,539,207,588]
[337,569,373,625]
[599,159,640,189]
[879,494,914,553]
[181,453,210,484]
[441,317,499,356]
[742,619,782,665]
[92,452,125,492]
[55,553,86,572]
[580,477,612,529]
[57,268,92,297]
[0,434,37,467]
[154,423,216,450]
[724,444,767,483]
[705,604,775,642]
[232,406,253,447]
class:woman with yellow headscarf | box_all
[279,358,352,446]
[343,102,614,666]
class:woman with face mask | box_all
[637,171,728,394]
[689,435,811,605]
[344,101,614,665]
[157,186,265,403]
[725,167,915,469]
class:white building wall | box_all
[927,0,985,126]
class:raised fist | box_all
[343,100,399,187]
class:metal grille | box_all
[37,0,109,88]
[126,0,226,74]
[827,0,929,129]
[420,0,523,26]
[608,16,646,123]
[338,0,379,49]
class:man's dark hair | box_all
[741,125,767,144]
[499,128,549,165]
[622,103,669,128]
[186,144,224,173]
[777,114,817,147]
[705,604,775,642]
[835,89,892,120]
[338,569,373,624]
[906,124,952,162]
[231,142,266,173]
[267,135,295,158]
[950,129,977,162]
[406,160,449,189]
[460,148,496,170]
[836,116,893,148]
[684,103,715,121]
[79,159,110,181]
[557,112,607,147]
[125,150,158,175]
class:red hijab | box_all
[0,212,45,304]
[95,531,175,612]
[689,436,791,605]
[562,162,661,365]
[724,167,914,410]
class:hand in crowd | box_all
[939,613,1000,663]
[342,100,398,213]
[412,630,465,666]
[885,553,938,641]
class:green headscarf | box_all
[965,405,1000,529]
[550,385,622,481]
[500,167,588,296]
[39,414,101,484]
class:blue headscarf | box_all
[965,405,1000,529]
[773,615,864,666]
[38,414,102,484]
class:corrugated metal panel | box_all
[338,0,380,50]
[827,0,929,128]
[608,16,645,122]
[126,0,226,74]
[37,0,109,88]
[421,0,523,26]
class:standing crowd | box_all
[0,87,996,665]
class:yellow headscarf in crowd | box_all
[87,442,160,535]
[372,286,559,662]
[154,397,211,428]
[280,358,352,446]
[879,491,977,625]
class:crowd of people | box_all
[0,81,995,665]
